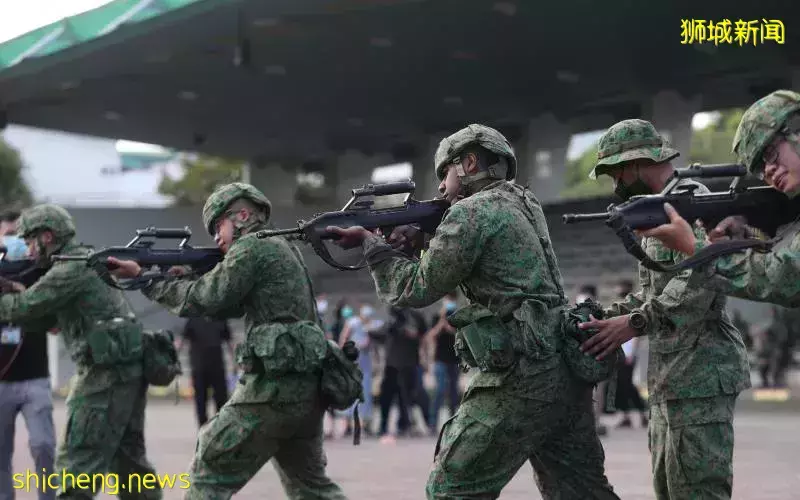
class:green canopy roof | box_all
[0,0,202,71]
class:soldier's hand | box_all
[385,225,424,253]
[326,225,372,249]
[578,314,637,360]
[707,215,748,243]
[106,257,142,279]
[167,265,191,277]
[637,203,697,255]
[0,277,26,293]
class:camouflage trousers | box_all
[185,397,347,500]
[426,360,619,499]
[649,395,738,500]
[56,377,161,500]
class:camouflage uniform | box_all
[684,90,800,308]
[591,120,751,500]
[0,205,161,500]
[137,183,346,500]
[362,125,618,499]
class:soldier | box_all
[577,119,751,500]
[107,183,349,500]
[327,124,619,499]
[0,204,162,499]
[638,90,800,310]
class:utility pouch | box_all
[448,304,516,373]
[560,299,622,384]
[86,316,143,366]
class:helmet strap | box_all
[454,156,508,196]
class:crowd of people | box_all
[314,292,462,442]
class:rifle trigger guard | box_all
[606,213,669,273]
[304,227,368,272]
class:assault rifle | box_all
[51,227,223,290]
[562,163,800,273]
[255,180,451,270]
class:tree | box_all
[158,154,245,206]
[0,137,33,209]
[688,109,744,164]
[560,142,614,199]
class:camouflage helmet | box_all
[202,182,272,236]
[17,204,76,241]
[434,124,517,181]
[733,90,800,175]
[589,119,680,179]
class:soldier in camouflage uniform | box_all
[579,119,751,500]
[328,124,619,499]
[641,90,800,310]
[108,183,348,500]
[0,205,161,500]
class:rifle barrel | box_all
[562,212,609,224]
[255,227,303,239]
[51,255,90,262]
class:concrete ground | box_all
[8,393,800,500]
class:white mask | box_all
[316,299,328,314]
[360,306,374,317]
[575,294,592,304]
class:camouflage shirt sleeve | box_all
[605,290,645,318]
[141,237,257,317]
[0,263,88,323]
[362,203,484,308]
[687,230,800,308]
[636,234,719,336]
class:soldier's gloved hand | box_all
[706,215,748,243]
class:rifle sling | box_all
[609,217,776,273]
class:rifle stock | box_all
[51,226,222,290]
[562,163,798,272]
[255,180,450,270]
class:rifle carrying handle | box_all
[136,227,192,239]
[351,181,415,197]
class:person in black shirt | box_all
[426,293,461,430]
[378,306,432,441]
[0,259,56,500]
[178,316,235,427]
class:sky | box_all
[0,1,718,158]
[0,0,114,44]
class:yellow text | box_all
[12,470,191,495]
[680,19,785,45]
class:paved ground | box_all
[9,398,800,499]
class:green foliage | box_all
[561,109,745,200]
[560,142,615,199]
[688,109,744,164]
[158,154,244,206]
[0,137,32,209]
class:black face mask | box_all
[613,168,652,200]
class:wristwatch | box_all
[628,309,647,332]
